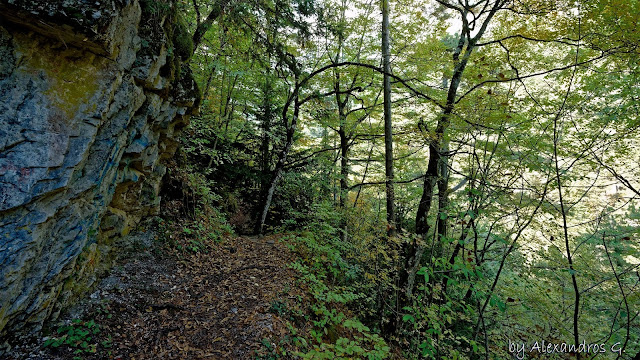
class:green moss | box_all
[62,275,90,299]
[0,305,8,332]
[22,44,101,118]
[140,0,171,18]
[138,0,172,57]
[172,15,193,61]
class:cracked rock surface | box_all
[0,0,199,346]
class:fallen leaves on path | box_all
[9,233,300,360]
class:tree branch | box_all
[192,0,232,54]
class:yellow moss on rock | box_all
[17,32,103,119]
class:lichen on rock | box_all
[0,0,200,347]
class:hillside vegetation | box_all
[7,0,640,359]
[174,0,640,358]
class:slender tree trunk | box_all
[549,16,582,353]
[353,143,374,207]
[381,0,401,336]
[339,128,349,241]
[334,7,355,242]
[257,80,300,235]
[436,140,450,239]
[381,0,395,237]
[259,73,273,198]
[192,0,231,54]
[332,136,338,205]
[201,65,216,102]
[407,1,498,317]
[335,35,350,241]
[553,60,581,360]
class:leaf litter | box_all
[5,228,301,360]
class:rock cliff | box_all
[0,0,199,342]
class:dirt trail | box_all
[7,234,298,360]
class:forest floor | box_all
[6,228,304,359]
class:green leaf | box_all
[402,314,415,323]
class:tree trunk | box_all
[339,128,349,241]
[382,0,395,237]
[257,84,300,235]
[406,0,503,326]
[192,0,231,54]
[336,46,350,241]
[406,24,476,320]
[436,139,450,240]
[259,73,274,199]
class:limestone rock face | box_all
[0,0,199,341]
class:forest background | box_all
[156,0,640,358]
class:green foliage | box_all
[140,0,171,18]
[174,0,640,357]
[159,159,234,254]
[43,319,104,356]
[397,258,484,360]
[269,171,327,231]
[268,300,289,317]
[95,302,113,320]
[173,15,193,60]
[276,214,391,359]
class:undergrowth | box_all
[43,319,112,359]
[159,160,235,253]
[258,202,392,359]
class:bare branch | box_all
[456,47,618,104]
[476,34,579,47]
